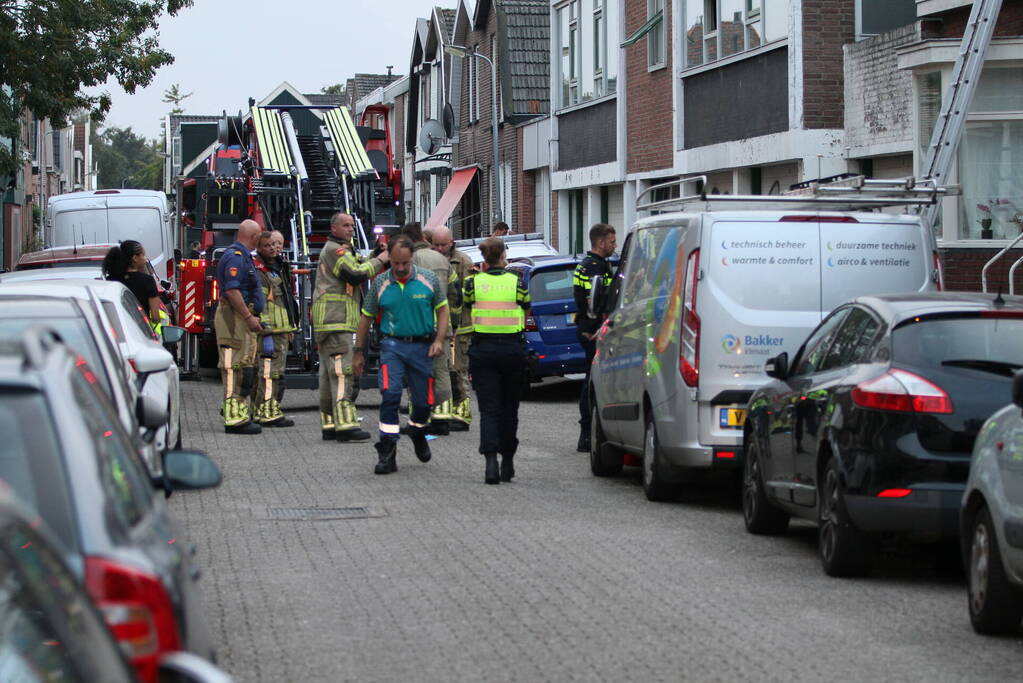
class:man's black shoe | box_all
[263,416,295,428]
[448,420,470,432]
[337,428,372,442]
[226,422,262,435]
[409,429,432,463]
[484,453,500,485]
[428,421,450,436]
[374,440,397,474]
[577,431,591,453]
[322,429,337,441]
[500,455,515,482]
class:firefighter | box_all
[430,225,474,431]
[252,230,298,427]
[464,237,531,484]
[214,219,266,434]
[573,223,617,452]
[353,237,449,474]
[401,222,458,435]
[313,212,389,442]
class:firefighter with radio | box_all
[252,230,298,427]
[430,225,475,431]
[215,219,266,434]
[573,223,617,453]
[313,212,389,442]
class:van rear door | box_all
[819,216,933,310]
[104,196,166,273]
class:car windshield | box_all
[0,390,75,552]
[893,316,1023,375]
[17,260,102,270]
[529,266,576,303]
[0,318,112,397]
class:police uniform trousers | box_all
[450,333,473,424]
[215,304,259,428]
[316,331,360,434]
[469,334,527,456]
[579,334,597,429]
[254,333,290,424]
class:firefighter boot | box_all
[374,440,397,475]
[484,453,500,485]
[320,412,336,441]
[448,398,470,432]
[336,401,370,442]
[407,424,432,463]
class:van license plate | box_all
[719,408,746,429]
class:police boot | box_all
[577,426,591,453]
[484,453,500,485]
[500,454,515,482]
[374,440,397,474]
[408,425,432,463]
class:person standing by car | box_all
[214,219,265,434]
[101,239,165,334]
[402,222,458,435]
[431,225,475,431]
[313,212,388,442]
[252,231,297,428]
[464,237,531,484]
[354,237,449,475]
[573,223,617,452]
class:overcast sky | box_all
[99,0,441,139]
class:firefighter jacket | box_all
[449,247,475,335]
[573,251,614,336]
[412,241,459,336]
[255,255,297,334]
[312,237,385,334]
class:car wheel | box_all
[590,402,623,477]
[818,456,870,577]
[742,438,789,535]
[641,410,672,502]
[968,506,1023,635]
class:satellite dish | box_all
[418,119,446,155]
[443,103,455,138]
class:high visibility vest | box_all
[471,272,524,334]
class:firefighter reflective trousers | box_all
[450,333,472,424]
[218,330,258,428]
[469,336,526,456]
[379,337,433,442]
[316,332,360,433]
[254,333,290,424]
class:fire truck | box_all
[175,100,402,386]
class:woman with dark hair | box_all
[103,240,162,330]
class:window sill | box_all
[648,61,667,73]
[555,93,617,116]
[680,39,787,78]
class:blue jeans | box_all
[378,337,434,442]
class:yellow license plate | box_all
[719,408,746,429]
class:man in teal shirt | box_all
[354,237,449,474]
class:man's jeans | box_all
[378,337,434,441]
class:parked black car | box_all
[0,328,222,681]
[742,292,1023,577]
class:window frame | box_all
[648,0,666,70]
[554,0,617,111]
[681,0,784,71]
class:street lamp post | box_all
[445,44,502,223]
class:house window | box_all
[555,0,619,109]
[858,0,916,38]
[683,0,785,69]
[648,0,665,69]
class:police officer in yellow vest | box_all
[430,225,475,431]
[214,219,266,434]
[253,230,298,427]
[464,237,531,484]
[313,212,389,442]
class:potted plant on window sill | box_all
[977,202,994,239]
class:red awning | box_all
[426,167,478,231]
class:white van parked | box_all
[46,189,175,284]
[588,177,944,500]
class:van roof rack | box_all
[454,231,546,248]
[635,175,951,213]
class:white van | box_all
[46,190,175,283]
[588,180,943,500]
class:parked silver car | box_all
[961,370,1023,635]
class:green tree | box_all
[321,83,346,96]
[0,0,193,176]
[162,83,194,114]
[92,126,162,190]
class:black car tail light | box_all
[852,369,953,415]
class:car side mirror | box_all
[160,279,172,290]
[136,392,168,430]
[134,346,173,374]
[162,325,185,344]
[1013,370,1023,409]
[765,352,788,380]
[158,651,233,682]
[163,450,223,491]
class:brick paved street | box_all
[173,378,1023,682]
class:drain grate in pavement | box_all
[268,506,386,521]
